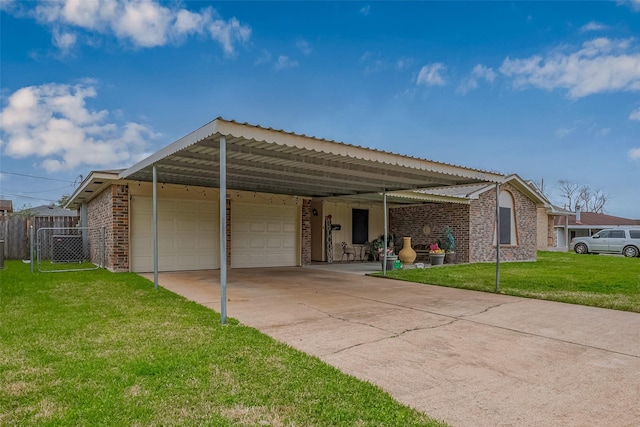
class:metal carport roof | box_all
[118,118,504,198]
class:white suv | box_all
[571,228,640,257]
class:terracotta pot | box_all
[445,252,456,264]
[398,237,417,264]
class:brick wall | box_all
[389,203,470,263]
[390,183,538,264]
[470,184,537,262]
[87,184,129,272]
[301,199,312,265]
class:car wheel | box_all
[623,246,639,258]
[574,243,588,254]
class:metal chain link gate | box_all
[36,227,105,272]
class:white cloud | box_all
[52,28,77,52]
[0,82,158,172]
[620,0,640,11]
[17,0,251,54]
[457,64,497,94]
[254,49,272,66]
[360,5,370,16]
[296,38,311,56]
[629,147,640,160]
[274,55,299,71]
[416,63,446,86]
[580,21,607,32]
[555,128,575,138]
[598,127,611,136]
[500,38,640,98]
[629,108,640,120]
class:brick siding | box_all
[390,183,538,264]
[301,199,312,265]
[470,184,537,262]
[87,184,129,272]
[389,203,470,263]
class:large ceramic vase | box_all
[398,237,417,265]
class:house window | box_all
[499,207,511,244]
[352,209,369,244]
[497,191,517,246]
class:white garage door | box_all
[130,197,219,272]
[232,202,297,268]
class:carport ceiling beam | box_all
[196,140,462,187]
[147,167,362,197]
[157,159,398,193]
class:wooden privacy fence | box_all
[0,215,79,260]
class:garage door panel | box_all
[198,237,214,249]
[250,237,266,248]
[198,220,215,232]
[177,236,196,249]
[250,222,266,233]
[267,237,282,248]
[267,222,282,232]
[178,219,196,232]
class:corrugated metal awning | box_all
[118,118,504,199]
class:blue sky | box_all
[1,0,639,218]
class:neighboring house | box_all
[66,117,551,273]
[0,200,13,215]
[30,204,78,217]
[554,211,640,247]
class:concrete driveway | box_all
[143,266,640,427]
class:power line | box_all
[0,170,76,183]
[0,193,57,202]
[18,184,74,194]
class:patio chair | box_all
[341,241,355,262]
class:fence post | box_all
[30,225,34,273]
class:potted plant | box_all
[442,225,456,264]
[429,244,445,266]
[378,247,397,270]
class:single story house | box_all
[554,211,640,248]
[30,204,78,217]
[66,117,552,274]
[0,200,13,215]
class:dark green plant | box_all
[442,226,455,253]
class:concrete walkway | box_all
[142,267,640,427]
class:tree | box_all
[57,194,71,208]
[557,180,609,213]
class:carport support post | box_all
[383,189,387,276]
[219,136,227,325]
[153,164,158,290]
[495,183,500,292]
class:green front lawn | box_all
[0,261,443,426]
[376,251,640,312]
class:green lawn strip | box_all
[0,261,444,427]
[375,251,640,312]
